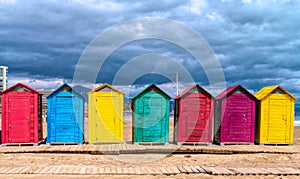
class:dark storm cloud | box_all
[1,0,300,98]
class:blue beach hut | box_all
[46,83,84,144]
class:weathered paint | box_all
[214,85,256,144]
[255,85,295,144]
[174,84,214,144]
[0,83,43,145]
[46,84,84,144]
[132,84,171,144]
[88,84,124,143]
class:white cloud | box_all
[242,0,253,3]
[185,0,207,15]
[205,11,223,22]
[135,22,145,36]
[8,76,67,90]
[0,0,16,3]
[69,0,124,11]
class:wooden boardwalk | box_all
[0,144,299,155]
[0,165,299,176]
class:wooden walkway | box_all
[0,165,299,176]
[0,144,299,155]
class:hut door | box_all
[8,95,31,143]
[55,96,75,142]
[142,97,165,142]
[180,96,208,142]
[268,99,289,143]
[226,97,252,142]
[95,96,117,142]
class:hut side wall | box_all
[173,99,180,143]
[213,100,222,143]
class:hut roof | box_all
[216,84,256,100]
[255,85,296,100]
[88,83,124,95]
[132,84,171,100]
[174,84,214,100]
[0,83,42,95]
[46,83,84,99]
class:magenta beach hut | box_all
[214,85,256,145]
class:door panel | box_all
[142,96,165,142]
[8,96,31,143]
[223,96,253,142]
[178,95,210,142]
[55,96,76,142]
[268,99,288,143]
[95,96,120,142]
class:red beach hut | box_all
[174,84,214,145]
[1,83,43,146]
[214,85,256,145]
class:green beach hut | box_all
[132,84,171,144]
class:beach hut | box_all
[46,83,84,144]
[255,85,295,144]
[174,84,214,145]
[214,85,256,145]
[88,83,124,143]
[132,84,171,144]
[1,83,43,146]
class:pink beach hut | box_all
[214,85,256,145]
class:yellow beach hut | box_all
[255,85,295,144]
[88,83,124,143]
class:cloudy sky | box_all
[1,0,300,98]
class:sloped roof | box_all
[174,84,214,100]
[216,84,256,100]
[132,84,171,100]
[88,83,124,95]
[255,85,296,100]
[46,83,84,99]
[0,83,42,95]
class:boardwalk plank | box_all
[194,166,207,173]
[116,167,123,174]
[92,167,99,174]
[183,165,194,173]
[85,167,93,175]
[145,167,157,175]
[0,167,13,174]
[134,167,143,175]
[122,168,129,174]
[79,167,86,175]
[170,166,181,174]
[53,166,63,174]
[72,166,81,174]
[45,166,57,174]
[128,167,135,174]
[188,166,199,173]
[111,166,117,174]
[177,166,187,173]
[159,167,169,175]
